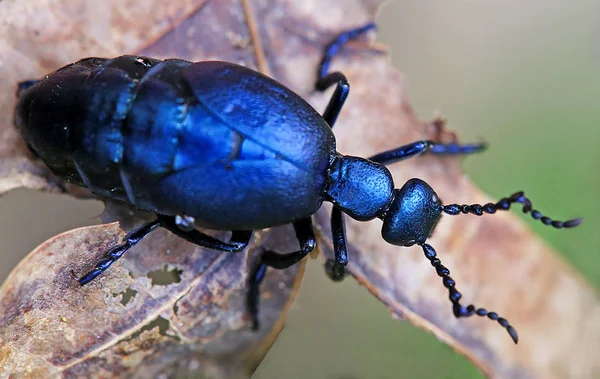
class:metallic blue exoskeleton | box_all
[16,57,333,231]
[14,23,582,344]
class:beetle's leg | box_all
[259,218,316,269]
[79,216,251,285]
[316,24,484,156]
[368,140,486,166]
[247,217,315,329]
[428,142,487,156]
[316,22,376,87]
[247,262,267,330]
[316,71,349,128]
[78,220,161,285]
[316,22,376,127]
[157,214,252,252]
[325,207,349,281]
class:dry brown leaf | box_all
[0,217,306,378]
[1,0,599,378]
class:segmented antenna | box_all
[442,192,583,229]
[420,243,519,343]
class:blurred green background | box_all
[0,1,598,378]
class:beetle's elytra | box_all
[14,22,582,343]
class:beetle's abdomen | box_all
[15,57,335,230]
[16,56,230,199]
[15,56,172,195]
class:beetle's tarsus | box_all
[429,142,487,155]
[317,22,377,83]
[316,22,376,127]
[77,220,160,286]
[369,140,485,166]
[325,259,346,282]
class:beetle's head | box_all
[327,154,583,345]
[325,157,444,243]
[381,178,443,246]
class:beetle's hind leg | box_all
[316,22,376,127]
[77,216,252,286]
[157,215,252,252]
[248,218,316,329]
[78,220,161,285]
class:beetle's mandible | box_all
[14,23,583,344]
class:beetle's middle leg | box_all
[248,217,315,329]
[325,207,349,281]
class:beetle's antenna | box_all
[442,192,583,229]
[420,243,519,343]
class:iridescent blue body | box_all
[15,56,334,230]
[14,23,582,345]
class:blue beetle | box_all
[14,23,582,343]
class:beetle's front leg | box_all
[248,218,315,329]
[368,140,486,166]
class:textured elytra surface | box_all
[0,0,599,379]
[0,1,309,378]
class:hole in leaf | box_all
[118,287,137,306]
[147,265,183,286]
[128,316,179,341]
